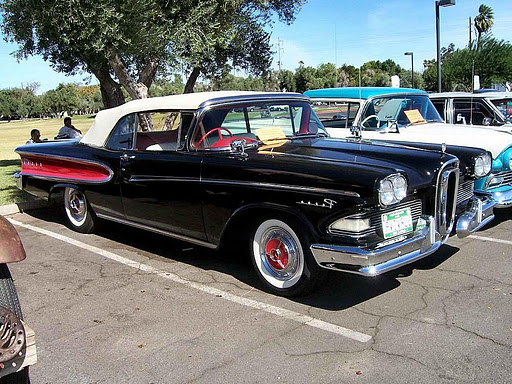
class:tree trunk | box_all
[90,66,125,108]
[184,67,201,94]
[108,48,153,100]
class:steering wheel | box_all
[360,114,381,128]
[196,127,232,148]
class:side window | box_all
[312,101,348,128]
[472,101,494,125]
[347,102,360,126]
[178,113,194,149]
[454,100,493,125]
[453,100,471,124]
[134,111,182,151]
[106,114,136,150]
[431,100,445,120]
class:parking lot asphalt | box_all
[7,207,512,383]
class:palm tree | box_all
[474,4,494,45]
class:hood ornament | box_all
[441,143,447,153]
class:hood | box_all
[327,122,512,158]
[254,137,454,190]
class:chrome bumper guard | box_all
[488,189,512,208]
[310,216,443,276]
[455,196,495,238]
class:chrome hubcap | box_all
[67,190,86,222]
[260,227,300,281]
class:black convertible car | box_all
[15,91,492,296]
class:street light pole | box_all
[435,0,456,93]
[404,52,414,88]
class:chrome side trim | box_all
[200,179,361,198]
[128,175,361,198]
[129,176,199,183]
[95,213,217,249]
[310,216,442,276]
[20,174,112,185]
[455,196,495,238]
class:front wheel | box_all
[250,218,320,297]
[64,187,96,233]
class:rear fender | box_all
[49,183,81,198]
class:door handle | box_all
[121,154,135,161]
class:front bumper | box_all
[310,216,443,276]
[455,196,495,238]
[486,188,512,208]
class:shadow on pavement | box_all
[25,207,461,311]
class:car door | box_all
[119,111,206,242]
[453,98,496,126]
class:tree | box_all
[1,0,305,108]
[294,63,318,93]
[278,70,295,91]
[474,4,494,44]
[423,37,512,91]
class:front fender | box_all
[0,215,26,263]
[218,202,318,248]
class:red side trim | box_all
[20,155,112,183]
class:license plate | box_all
[381,208,413,239]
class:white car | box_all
[305,87,512,208]
[429,91,512,130]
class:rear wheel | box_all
[250,218,320,297]
[64,187,96,233]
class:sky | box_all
[0,0,510,93]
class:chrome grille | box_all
[435,160,459,237]
[486,170,512,188]
[329,199,422,237]
[457,180,474,205]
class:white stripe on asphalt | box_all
[468,234,512,246]
[8,218,372,343]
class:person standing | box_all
[56,117,82,139]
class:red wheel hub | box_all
[265,238,289,270]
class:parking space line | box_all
[8,218,372,343]
[469,235,512,246]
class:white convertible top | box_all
[81,91,302,147]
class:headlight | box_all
[474,154,492,177]
[378,174,408,206]
[504,150,512,170]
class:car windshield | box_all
[360,94,443,130]
[192,101,328,150]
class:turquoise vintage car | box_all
[306,87,512,208]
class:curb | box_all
[0,199,50,216]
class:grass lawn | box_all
[0,115,93,205]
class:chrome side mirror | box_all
[350,125,362,138]
[230,139,248,158]
[386,120,400,133]
[482,117,492,126]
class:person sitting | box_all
[55,117,82,139]
[26,129,46,144]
